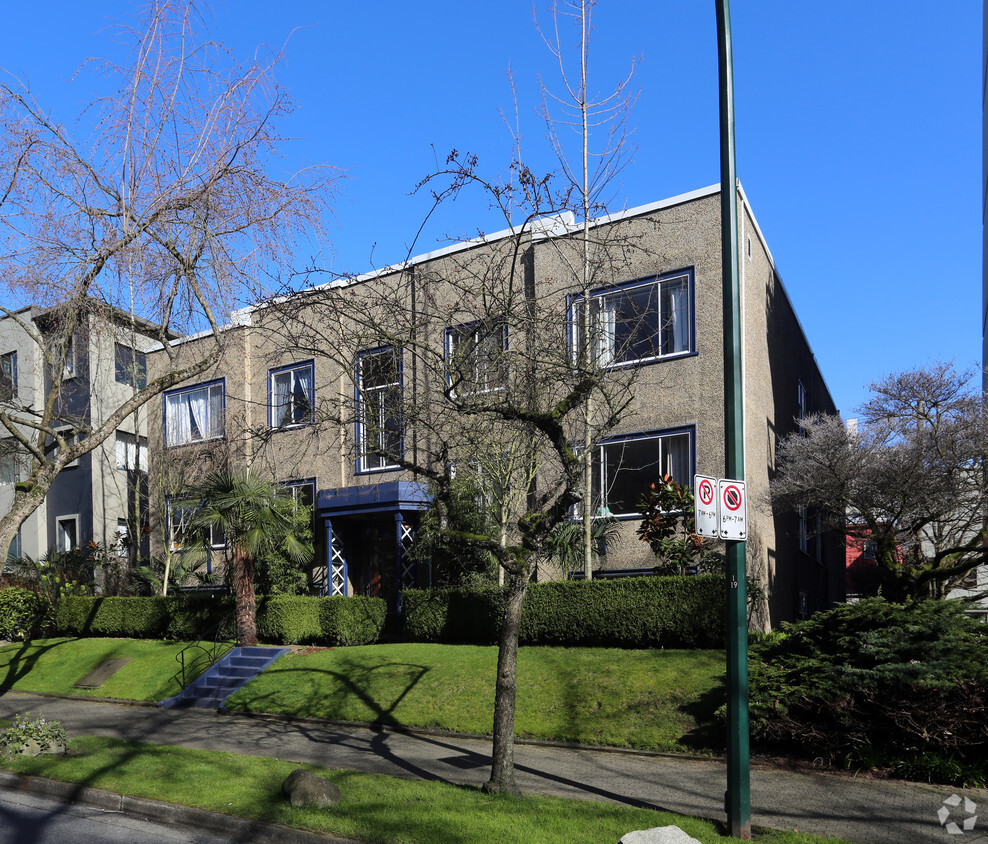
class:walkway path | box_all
[0,691,985,844]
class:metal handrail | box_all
[175,612,236,689]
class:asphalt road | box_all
[0,788,236,844]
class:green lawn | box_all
[0,734,847,844]
[0,637,225,702]
[0,638,725,752]
[226,643,725,753]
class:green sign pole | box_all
[715,0,751,839]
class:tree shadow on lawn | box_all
[678,682,727,753]
[0,637,86,695]
[235,658,432,729]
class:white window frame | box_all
[269,361,315,429]
[444,320,509,396]
[0,448,19,485]
[56,516,79,553]
[116,518,130,557]
[115,343,147,389]
[115,431,148,472]
[164,380,225,447]
[7,528,21,561]
[0,351,16,401]
[62,335,76,380]
[167,498,225,552]
[587,428,694,519]
[283,479,315,512]
[356,347,402,473]
[54,428,81,469]
[569,271,694,369]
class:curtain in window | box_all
[115,433,130,469]
[662,278,689,355]
[293,366,313,423]
[187,390,207,440]
[594,299,617,365]
[165,394,189,445]
[208,387,224,438]
[664,434,691,485]
[272,372,290,426]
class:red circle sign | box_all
[723,484,743,511]
[698,479,714,506]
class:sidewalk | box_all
[0,690,985,844]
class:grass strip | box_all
[0,735,847,844]
[226,643,725,753]
[0,637,222,702]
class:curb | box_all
[0,770,354,844]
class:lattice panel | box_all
[399,521,416,588]
[331,535,347,597]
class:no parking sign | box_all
[717,479,747,540]
[694,475,719,538]
[693,474,747,540]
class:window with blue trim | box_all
[590,428,693,518]
[269,362,314,428]
[570,271,693,367]
[164,380,224,446]
[356,347,402,472]
[167,497,225,551]
[445,320,508,395]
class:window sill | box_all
[269,422,314,433]
[356,463,403,476]
[165,436,226,449]
[600,349,698,371]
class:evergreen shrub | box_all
[402,575,726,648]
[745,597,988,784]
[0,587,46,641]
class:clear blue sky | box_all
[0,1,980,416]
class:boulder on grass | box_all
[282,769,341,809]
[620,826,702,844]
[17,739,66,757]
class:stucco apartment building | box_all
[0,304,155,562]
[147,183,843,629]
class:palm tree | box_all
[184,470,313,646]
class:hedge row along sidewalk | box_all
[402,576,726,647]
[53,594,386,646]
[2,575,726,649]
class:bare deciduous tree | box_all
[534,0,638,580]
[263,138,661,794]
[772,362,988,601]
[0,0,335,568]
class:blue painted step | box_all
[158,646,288,711]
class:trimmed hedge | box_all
[0,587,46,642]
[55,595,229,640]
[53,594,386,646]
[402,575,726,648]
[256,595,386,646]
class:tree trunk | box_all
[483,568,529,796]
[233,545,257,647]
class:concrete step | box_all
[158,646,289,711]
